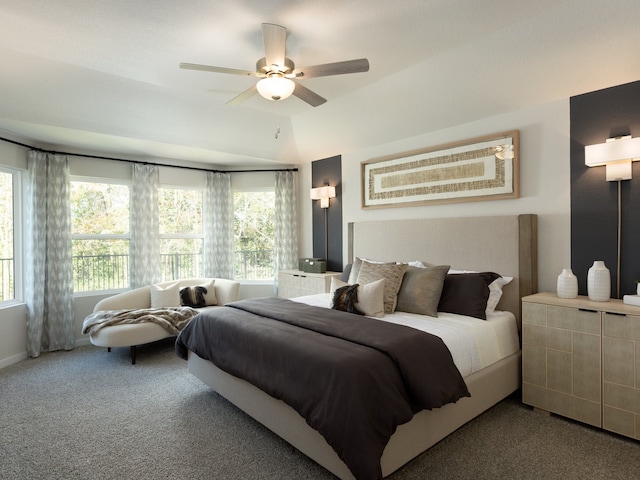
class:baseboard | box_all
[75,337,92,347]
[0,338,93,370]
[0,351,28,370]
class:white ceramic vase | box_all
[557,268,578,299]
[587,261,610,302]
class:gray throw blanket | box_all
[83,307,199,336]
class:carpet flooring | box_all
[1,339,639,480]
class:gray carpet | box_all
[1,340,638,480]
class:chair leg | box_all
[107,347,111,352]
[130,345,136,365]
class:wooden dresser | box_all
[522,292,640,440]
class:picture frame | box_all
[361,130,520,209]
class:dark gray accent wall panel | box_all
[570,80,640,298]
[311,155,343,272]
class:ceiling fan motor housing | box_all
[256,57,295,75]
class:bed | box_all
[176,214,538,479]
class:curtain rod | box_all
[0,135,298,174]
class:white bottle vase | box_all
[557,268,578,299]
[587,261,610,302]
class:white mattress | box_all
[291,293,520,378]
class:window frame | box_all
[0,166,22,306]
[158,184,205,282]
[232,186,276,283]
[70,175,131,295]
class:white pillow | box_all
[486,276,513,313]
[199,279,217,306]
[330,277,385,318]
[150,281,180,308]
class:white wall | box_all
[299,98,571,294]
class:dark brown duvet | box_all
[175,297,470,480]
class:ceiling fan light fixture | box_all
[256,75,295,101]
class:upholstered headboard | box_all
[347,214,538,329]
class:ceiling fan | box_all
[180,23,369,107]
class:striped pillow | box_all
[356,260,408,313]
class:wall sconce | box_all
[585,135,640,299]
[310,185,336,261]
[309,185,336,208]
[585,135,640,181]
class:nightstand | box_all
[522,292,640,440]
[277,270,342,298]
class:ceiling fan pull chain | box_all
[274,102,280,139]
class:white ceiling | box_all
[1,0,640,169]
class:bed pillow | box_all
[438,272,501,320]
[340,264,352,282]
[150,281,180,308]
[486,276,513,313]
[331,277,385,318]
[180,285,208,308]
[396,265,450,317]
[356,260,408,313]
[347,257,399,283]
[331,284,362,315]
[449,269,513,314]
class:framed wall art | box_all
[361,130,520,209]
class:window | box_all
[233,190,275,281]
[158,186,203,281]
[0,168,20,303]
[70,179,130,292]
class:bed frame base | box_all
[188,350,521,479]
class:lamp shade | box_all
[256,75,295,101]
[585,136,640,166]
[310,185,336,208]
[585,136,640,181]
[309,186,336,200]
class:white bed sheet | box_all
[291,293,520,378]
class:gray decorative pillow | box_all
[180,285,207,308]
[347,257,364,284]
[396,265,450,317]
[356,260,408,313]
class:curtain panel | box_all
[24,151,75,357]
[274,170,299,274]
[130,164,161,287]
[204,172,234,279]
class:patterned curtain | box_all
[203,172,234,279]
[130,164,160,287]
[274,170,299,275]
[24,151,75,357]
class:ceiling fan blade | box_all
[290,58,369,79]
[226,85,258,105]
[292,81,327,107]
[180,62,261,77]
[262,23,287,69]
